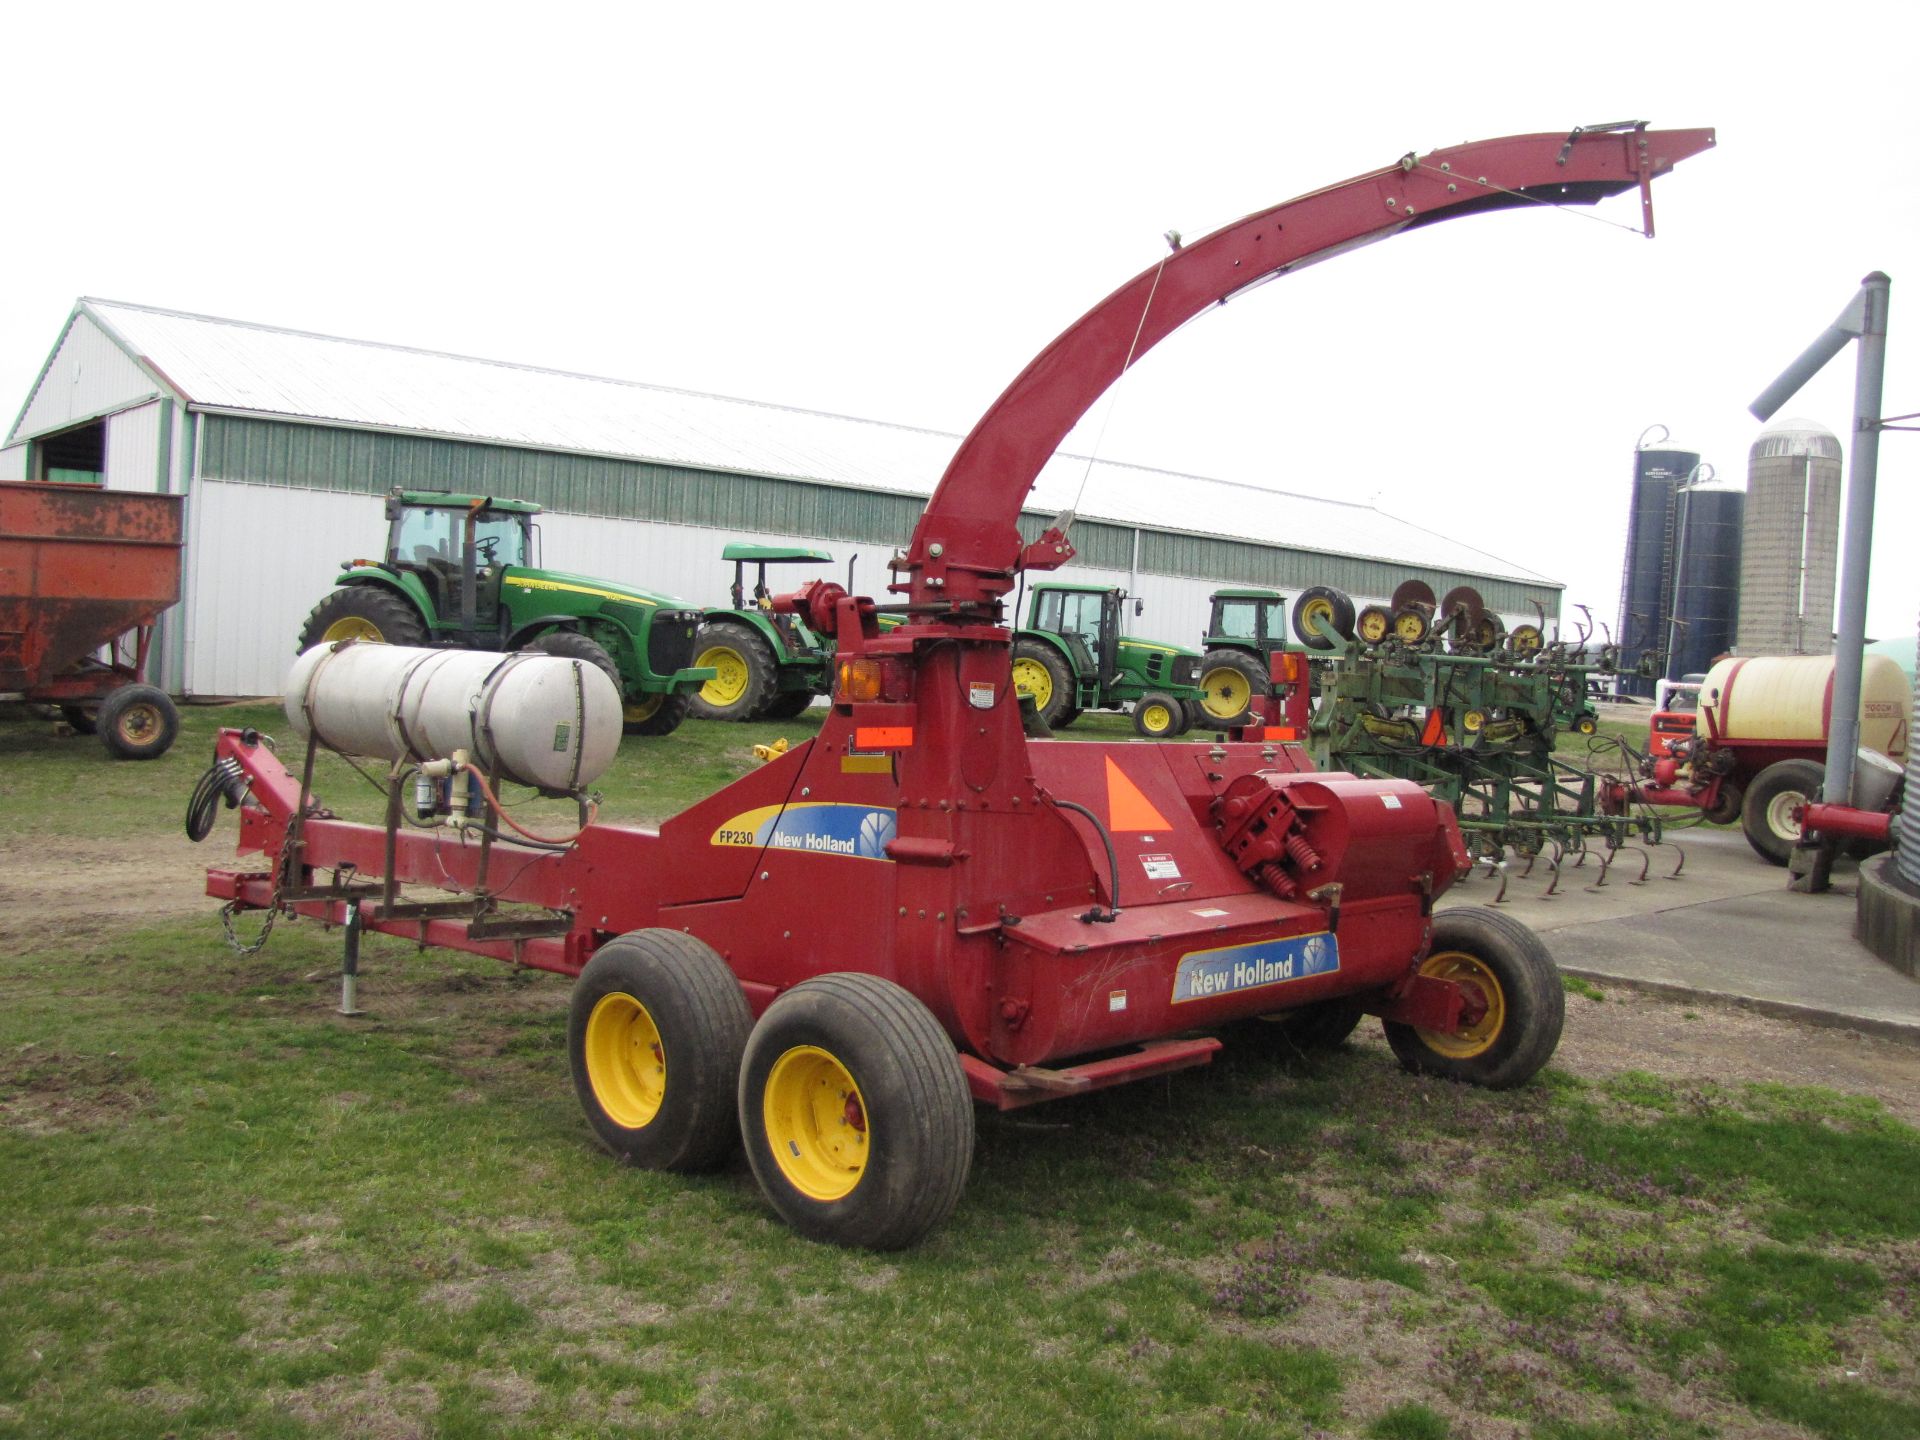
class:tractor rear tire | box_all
[1011,639,1075,727]
[1197,649,1268,726]
[1132,691,1184,739]
[1292,586,1356,650]
[568,930,753,1173]
[738,973,973,1250]
[530,629,623,699]
[98,684,179,761]
[689,621,779,722]
[1740,759,1825,866]
[761,691,817,720]
[624,691,692,738]
[297,587,429,650]
[1384,908,1564,1090]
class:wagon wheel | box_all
[1384,909,1564,1089]
[739,973,973,1249]
[568,930,753,1172]
[98,684,180,761]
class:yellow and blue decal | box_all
[710,803,898,860]
[1170,932,1338,1004]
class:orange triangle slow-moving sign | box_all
[1104,756,1172,832]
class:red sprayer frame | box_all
[210,124,1714,1109]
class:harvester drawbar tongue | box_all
[198,123,1713,1248]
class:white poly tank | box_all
[1697,654,1910,760]
[285,643,623,792]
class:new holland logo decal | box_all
[1170,933,1339,1003]
[710,803,897,860]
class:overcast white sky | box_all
[6,2,1914,637]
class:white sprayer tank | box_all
[1697,654,1910,759]
[285,643,623,791]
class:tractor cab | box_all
[1029,583,1122,685]
[383,490,540,637]
[1206,587,1289,655]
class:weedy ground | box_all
[2,701,1916,1440]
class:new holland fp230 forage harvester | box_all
[196,124,1714,1249]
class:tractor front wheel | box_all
[1384,908,1564,1090]
[1132,691,1185,739]
[689,621,778,722]
[98,684,179,760]
[624,691,692,737]
[296,587,429,650]
[1197,649,1267,726]
[1740,758,1825,866]
[530,629,623,699]
[568,930,753,1172]
[739,973,973,1250]
[1011,640,1074,727]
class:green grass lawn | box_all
[2,702,1917,1439]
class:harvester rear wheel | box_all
[1011,640,1074,727]
[1740,759,1825,866]
[739,973,973,1250]
[1247,998,1366,1053]
[1384,909,1563,1090]
[1133,692,1184,739]
[689,620,778,722]
[1291,587,1355,650]
[1198,649,1268,725]
[296,587,429,650]
[98,684,179,760]
[568,930,753,1172]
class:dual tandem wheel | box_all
[568,910,1563,1250]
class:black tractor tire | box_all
[1132,691,1185,739]
[1011,639,1075,727]
[97,684,180,761]
[296,586,430,651]
[688,620,779,723]
[1242,998,1366,1055]
[530,629,623,697]
[1197,649,1269,726]
[1384,908,1564,1091]
[761,690,817,720]
[61,705,98,735]
[739,973,973,1250]
[567,930,754,1173]
[1051,707,1081,730]
[1740,759,1826,866]
[1291,586,1356,650]
[624,691,693,738]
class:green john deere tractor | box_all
[1196,586,1299,726]
[296,490,712,736]
[689,543,839,722]
[1011,582,1204,738]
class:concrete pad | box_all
[1438,826,1920,1043]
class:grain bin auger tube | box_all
[200,125,1714,1251]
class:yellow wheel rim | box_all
[1414,950,1506,1059]
[1200,667,1252,720]
[1576,715,1597,736]
[1394,610,1428,643]
[1302,598,1334,638]
[1011,656,1054,710]
[116,703,163,744]
[763,1045,869,1201]
[584,992,666,1129]
[1511,625,1543,653]
[1140,701,1174,735]
[696,643,750,706]
[321,616,385,643]
[625,694,664,724]
[1357,609,1390,644]
[1463,709,1486,733]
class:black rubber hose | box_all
[1050,796,1121,920]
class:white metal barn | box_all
[1,299,1562,698]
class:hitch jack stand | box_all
[338,904,367,1017]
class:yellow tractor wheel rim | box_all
[696,643,750,707]
[1302,598,1334,637]
[763,1045,869,1201]
[1357,610,1390,644]
[321,616,385,643]
[624,694,663,724]
[1200,667,1252,720]
[1011,656,1054,710]
[1394,611,1428,643]
[1576,715,1597,736]
[1139,701,1175,735]
[584,992,666,1129]
[1413,950,1506,1059]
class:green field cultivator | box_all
[1297,584,1671,891]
